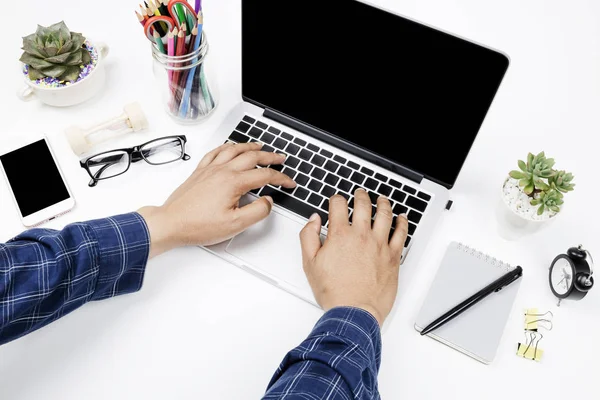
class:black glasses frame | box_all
[80,135,191,187]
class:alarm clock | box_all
[549,245,594,306]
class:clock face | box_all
[551,257,575,296]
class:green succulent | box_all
[20,21,91,82]
[530,189,564,215]
[509,151,555,195]
[549,170,575,193]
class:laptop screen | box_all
[242,0,509,188]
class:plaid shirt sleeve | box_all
[0,212,150,346]
[264,307,382,400]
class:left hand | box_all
[138,142,297,258]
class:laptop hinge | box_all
[263,108,424,184]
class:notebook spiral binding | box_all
[456,242,513,272]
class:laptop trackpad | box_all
[225,211,313,294]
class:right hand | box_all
[300,189,409,326]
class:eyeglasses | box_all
[80,135,191,187]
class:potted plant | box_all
[501,152,575,226]
[18,21,109,107]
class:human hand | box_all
[300,189,409,326]
[139,142,296,258]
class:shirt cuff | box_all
[311,307,382,367]
[86,212,151,301]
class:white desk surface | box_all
[1,0,599,399]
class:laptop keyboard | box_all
[227,115,432,248]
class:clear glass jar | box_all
[151,32,218,125]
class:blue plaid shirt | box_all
[0,212,382,399]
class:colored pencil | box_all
[153,30,166,54]
[135,11,146,27]
[179,26,203,117]
[174,4,186,25]
[167,29,175,82]
[159,0,169,16]
[175,24,198,107]
[195,0,201,14]
[171,27,186,104]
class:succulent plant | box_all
[20,21,91,82]
[549,170,575,194]
[530,189,564,215]
[509,151,555,195]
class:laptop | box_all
[204,0,510,306]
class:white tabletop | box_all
[1,0,599,399]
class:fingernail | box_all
[355,188,365,194]
[309,213,319,222]
[399,213,408,219]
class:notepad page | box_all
[415,242,521,364]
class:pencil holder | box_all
[151,32,218,124]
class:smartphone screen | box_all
[0,139,70,217]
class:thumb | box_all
[300,213,322,262]
[235,196,274,230]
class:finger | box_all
[327,195,349,232]
[372,196,393,242]
[352,189,372,230]
[238,168,297,193]
[212,142,263,166]
[300,213,323,263]
[389,214,409,260]
[229,150,287,171]
[198,142,234,169]
[233,196,274,233]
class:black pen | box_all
[420,266,523,336]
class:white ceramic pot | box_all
[18,42,110,107]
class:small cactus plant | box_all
[509,152,575,215]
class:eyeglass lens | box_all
[87,151,130,180]
[141,137,184,165]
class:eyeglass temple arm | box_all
[88,163,112,187]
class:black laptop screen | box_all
[242,0,509,188]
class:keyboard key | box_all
[285,143,301,155]
[268,126,281,135]
[273,138,288,150]
[261,132,276,144]
[307,143,320,152]
[408,210,423,223]
[312,155,326,167]
[281,132,294,141]
[250,139,259,143]
[262,145,275,153]
[371,205,377,218]
[337,179,353,192]
[308,193,324,207]
[299,149,313,161]
[229,131,250,143]
[391,190,407,203]
[406,196,427,212]
[294,187,309,200]
[378,184,392,197]
[296,173,310,186]
[364,178,378,190]
[311,168,326,180]
[236,121,251,133]
[404,186,417,195]
[334,155,347,164]
[351,184,364,194]
[270,164,284,172]
[322,199,330,211]
[324,160,339,172]
[375,173,388,182]
[259,187,328,225]
[282,167,296,179]
[298,162,313,174]
[255,121,268,129]
[347,161,360,170]
[337,191,351,200]
[417,192,432,201]
[350,172,366,185]
[321,185,336,198]
[293,138,307,146]
[284,156,300,169]
[408,223,417,235]
[394,204,408,215]
[368,191,378,205]
[389,179,402,189]
[282,186,295,194]
[324,173,340,186]
[361,167,374,176]
[338,166,352,178]
[348,197,354,208]
[242,115,255,124]
[249,127,263,138]
[308,179,323,192]
[404,236,412,247]
[320,149,333,158]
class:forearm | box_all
[0,213,150,345]
[264,307,382,400]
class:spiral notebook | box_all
[415,242,522,364]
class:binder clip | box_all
[517,331,544,362]
[524,309,554,331]
[65,102,149,156]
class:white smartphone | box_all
[0,136,75,227]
